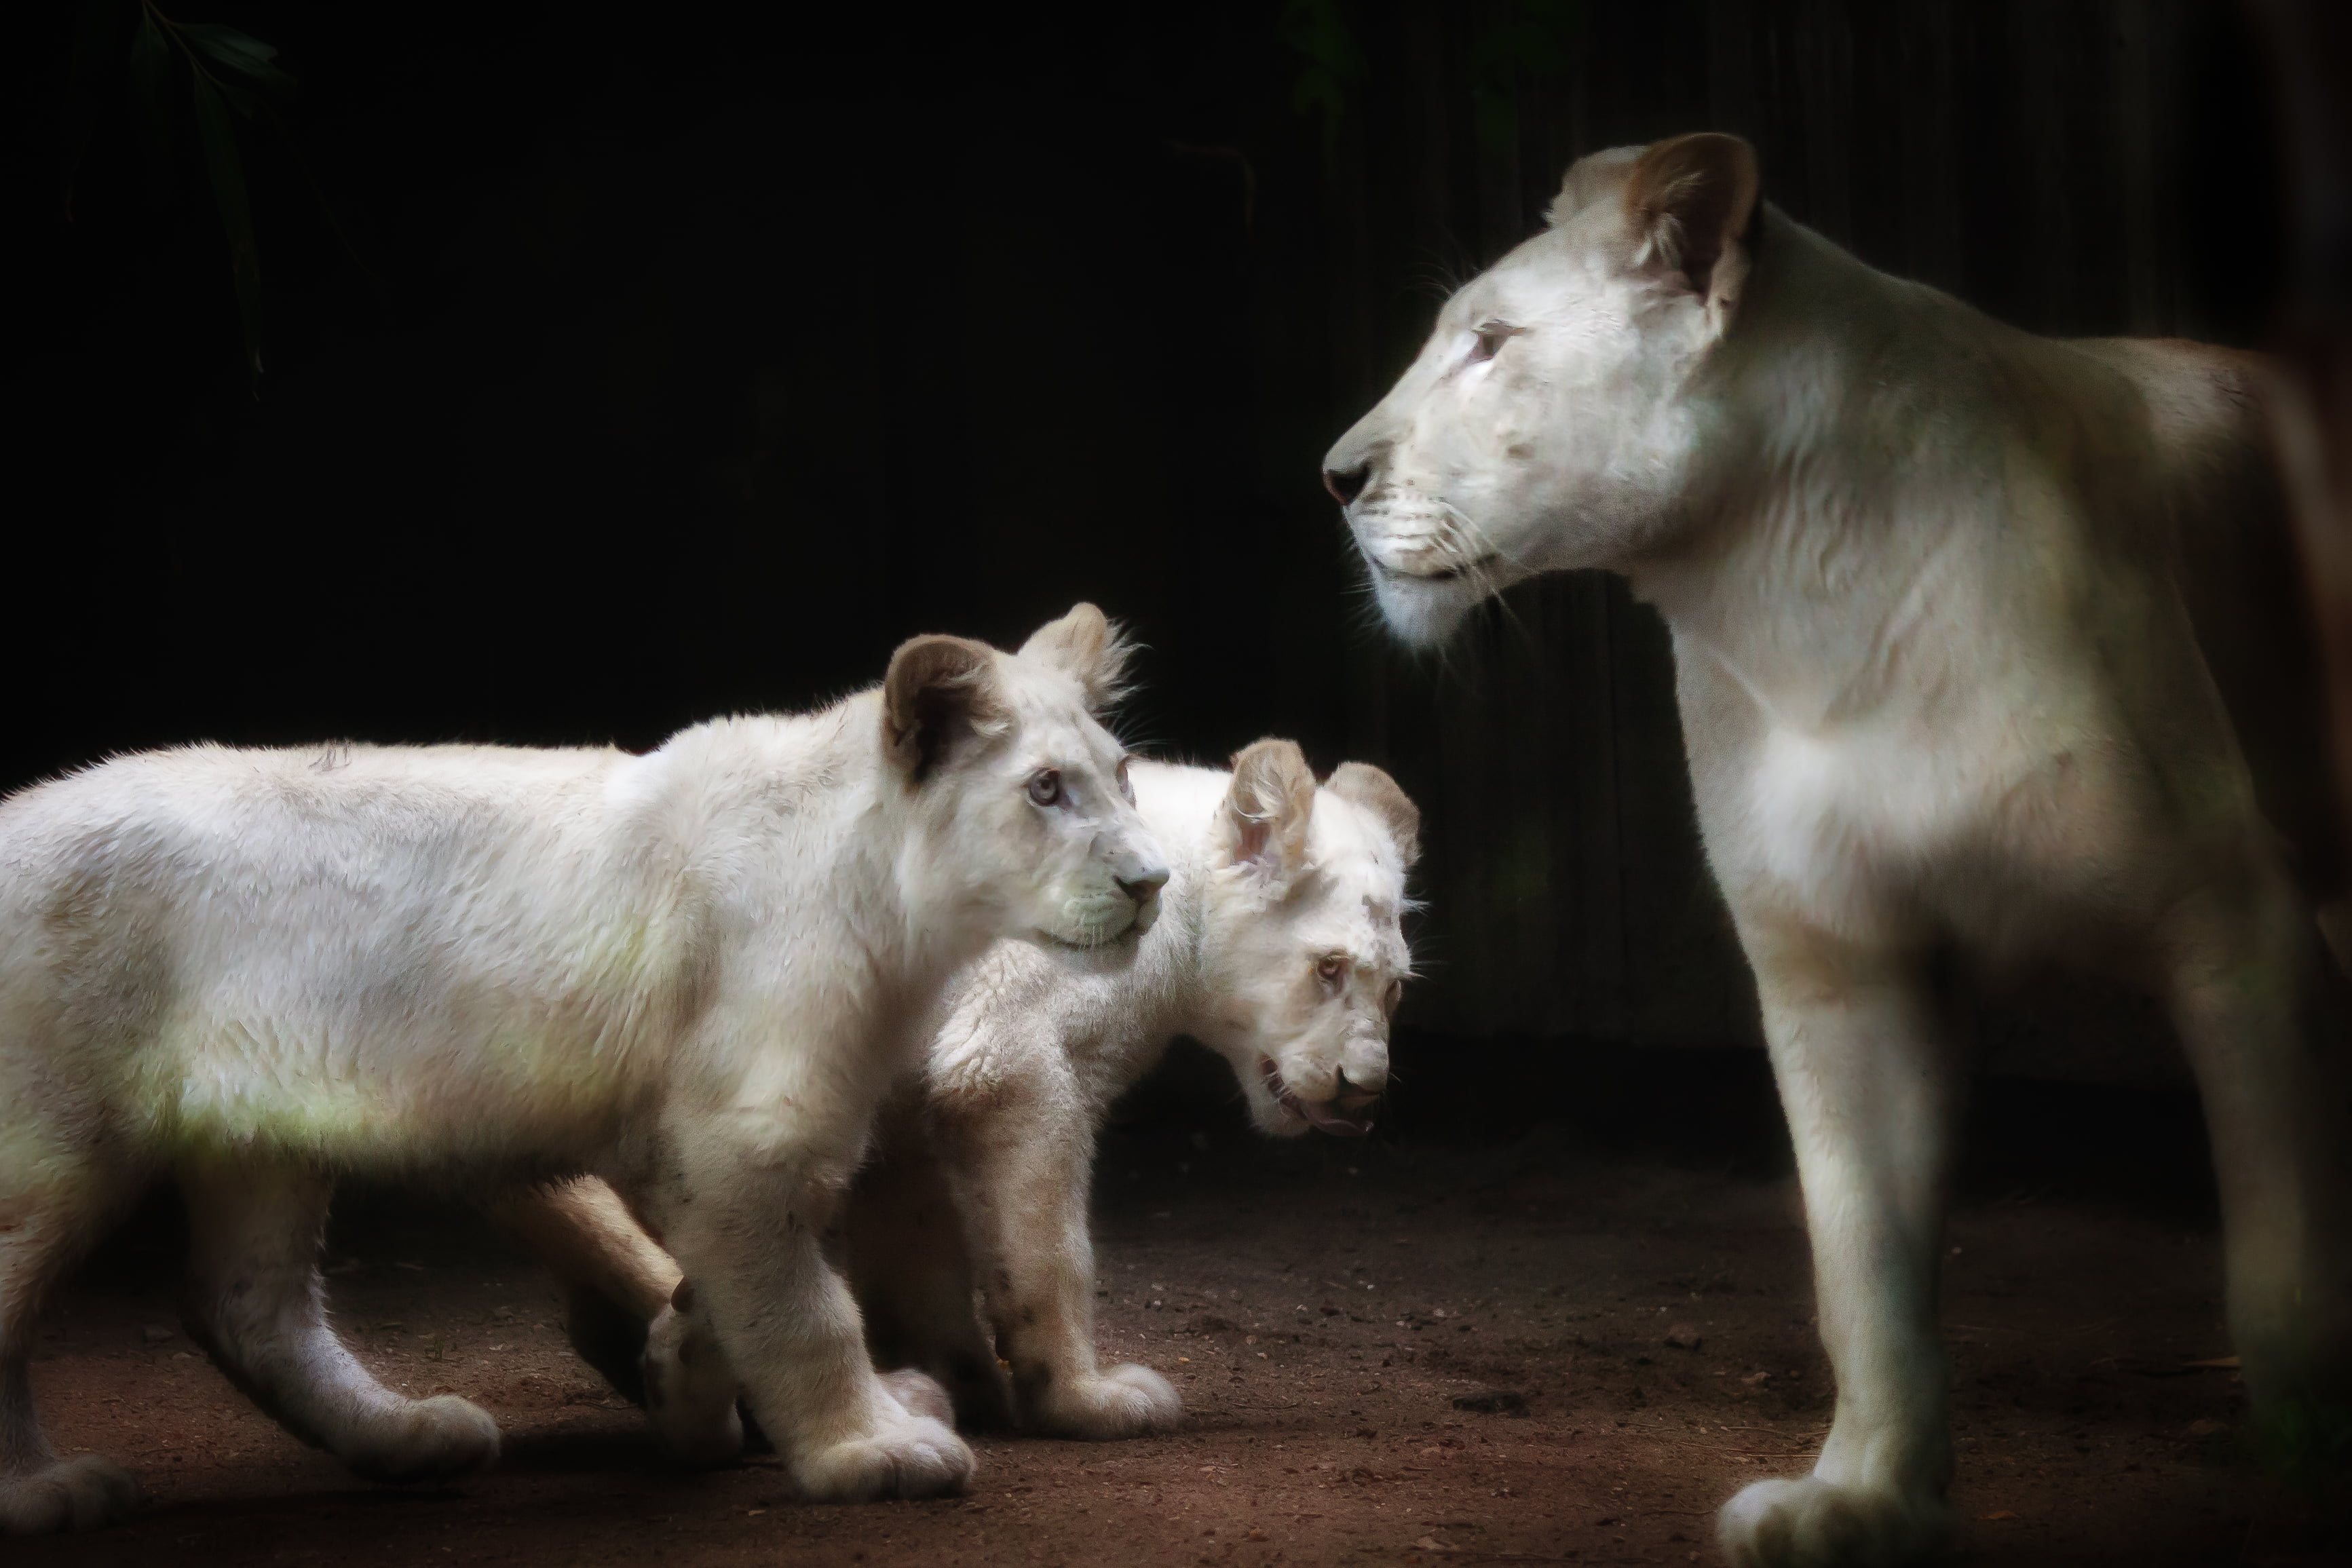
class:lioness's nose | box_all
[1118,865,1169,903]
[1323,463,1371,505]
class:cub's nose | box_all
[1323,463,1371,505]
[1117,865,1170,904]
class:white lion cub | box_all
[0,604,1166,1535]
[505,737,1418,1448]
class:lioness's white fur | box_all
[504,739,1420,1447]
[0,605,1169,1533]
[1325,133,2352,1567]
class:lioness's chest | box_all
[1730,718,2115,940]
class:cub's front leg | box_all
[934,1058,1181,1440]
[647,1130,972,1502]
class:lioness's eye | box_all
[1468,320,1516,362]
[1116,756,1135,805]
[1383,978,1403,1016]
[1027,769,1063,807]
[1315,954,1347,988]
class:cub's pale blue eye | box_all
[1116,757,1135,805]
[1027,769,1063,807]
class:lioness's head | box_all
[885,604,1167,951]
[1322,133,1763,645]
[1192,741,1420,1139]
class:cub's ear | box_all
[1215,738,1316,885]
[1622,132,1760,312]
[1018,602,1137,712]
[1325,762,1421,869]
[883,634,1008,784]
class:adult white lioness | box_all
[0,605,1168,1534]
[1323,133,2352,1566]
[499,738,1418,1451]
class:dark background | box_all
[10,0,2292,1123]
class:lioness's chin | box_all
[1366,567,1482,648]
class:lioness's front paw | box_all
[0,1455,145,1533]
[341,1394,501,1483]
[1031,1362,1183,1440]
[643,1303,744,1466]
[1718,1476,1949,1567]
[792,1407,974,1502]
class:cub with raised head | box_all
[0,605,1164,1533]
[1324,131,2351,1567]
[510,738,1418,1446]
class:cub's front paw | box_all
[0,1455,145,1534]
[341,1394,501,1483]
[643,1302,744,1466]
[1031,1362,1183,1440]
[1718,1476,1950,1568]
[792,1406,974,1502]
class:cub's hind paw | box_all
[1031,1362,1183,1440]
[793,1408,973,1502]
[880,1367,955,1426]
[1718,1476,1950,1568]
[341,1394,501,1483]
[644,1303,744,1466]
[0,1455,145,1534]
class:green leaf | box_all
[180,22,295,96]
[189,66,263,385]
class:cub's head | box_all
[884,604,1167,953]
[1194,741,1420,1139]
[1322,132,1763,645]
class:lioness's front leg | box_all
[1717,930,1958,1568]
[936,1063,1181,1440]
[647,1135,972,1502]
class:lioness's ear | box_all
[1215,738,1316,883]
[883,634,1007,784]
[1325,762,1421,870]
[1546,145,1644,227]
[1622,132,1760,310]
[1018,602,1137,712]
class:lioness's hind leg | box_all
[179,1159,499,1483]
[0,1162,145,1533]
[2165,875,2352,1471]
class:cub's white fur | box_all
[507,739,1419,1445]
[0,605,1168,1533]
[1325,133,2352,1567]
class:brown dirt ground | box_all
[15,1056,2352,1568]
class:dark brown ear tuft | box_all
[1218,738,1318,882]
[1623,132,1761,302]
[883,634,1007,783]
[1325,762,1421,869]
[1017,602,1137,712]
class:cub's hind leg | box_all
[490,1177,743,1465]
[0,1156,145,1533]
[178,1158,499,1483]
